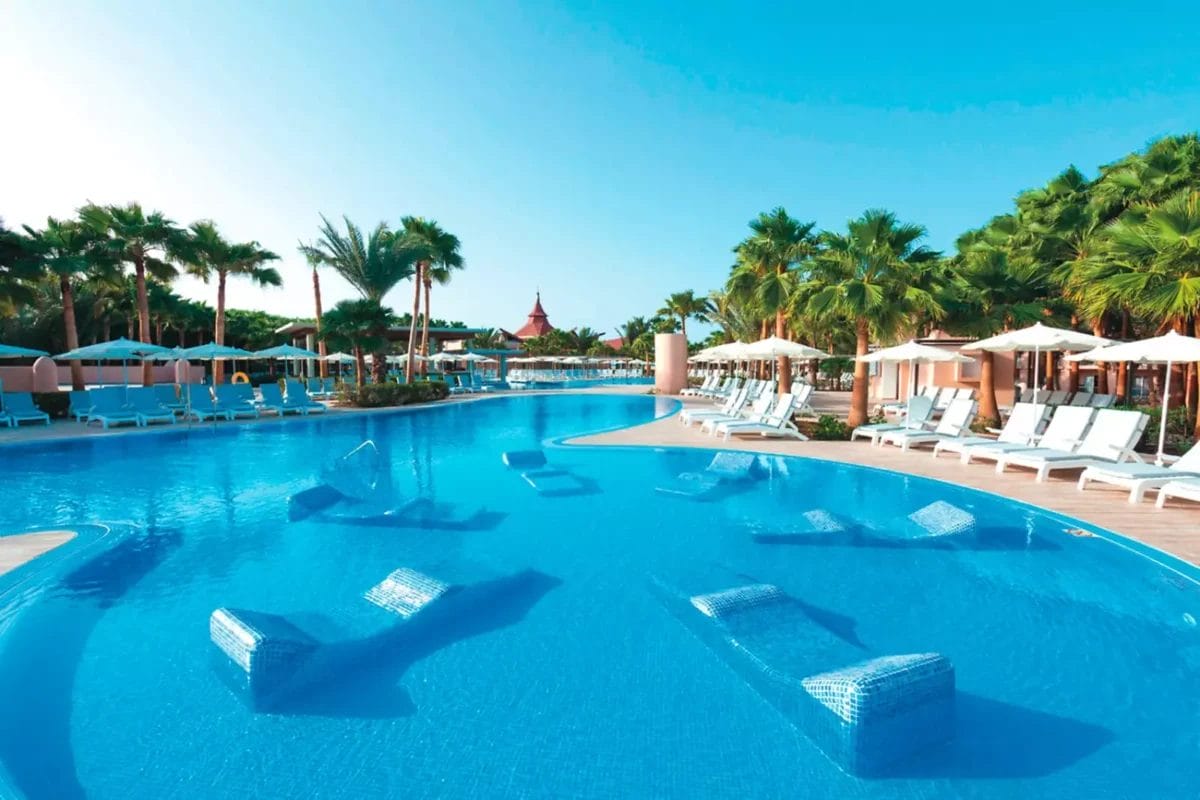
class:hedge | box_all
[337,380,450,408]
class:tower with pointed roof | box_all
[514,291,555,339]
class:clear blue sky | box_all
[3,2,1199,338]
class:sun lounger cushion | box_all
[364,568,455,618]
[690,584,787,619]
[906,501,976,538]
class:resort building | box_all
[513,292,555,339]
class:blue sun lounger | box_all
[213,385,260,419]
[127,387,176,426]
[68,389,93,422]
[501,449,591,496]
[85,387,140,429]
[259,382,305,415]
[1,392,51,427]
[153,383,187,414]
[285,380,327,414]
[186,385,233,422]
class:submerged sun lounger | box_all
[656,452,761,499]
[996,408,1148,482]
[501,449,591,496]
[1078,440,1200,503]
[1,392,51,427]
[652,571,955,776]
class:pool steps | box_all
[654,574,955,776]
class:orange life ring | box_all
[231,371,251,384]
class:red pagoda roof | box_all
[514,292,555,339]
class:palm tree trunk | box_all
[214,270,228,385]
[404,264,423,384]
[135,255,154,386]
[1043,350,1055,390]
[1092,318,1109,394]
[155,320,164,345]
[978,350,998,425]
[681,318,687,340]
[313,268,327,379]
[179,327,187,348]
[775,310,791,393]
[420,276,433,376]
[102,318,111,341]
[848,317,870,428]
[60,276,85,391]
[354,346,366,388]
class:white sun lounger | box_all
[700,391,774,435]
[681,375,718,397]
[1078,441,1200,503]
[957,405,1095,467]
[680,386,749,426]
[851,395,935,444]
[718,393,805,441]
[932,402,1050,461]
[1155,478,1200,508]
[879,398,977,452]
[996,409,1148,482]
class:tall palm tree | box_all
[735,208,819,390]
[400,217,463,381]
[320,298,396,387]
[0,220,40,317]
[657,290,710,340]
[804,209,942,427]
[184,220,281,383]
[299,242,328,377]
[300,215,421,382]
[22,218,119,388]
[78,203,185,384]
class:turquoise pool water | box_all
[0,393,1197,798]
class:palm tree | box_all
[79,203,185,384]
[320,299,396,387]
[22,218,119,388]
[804,209,942,427]
[300,215,420,382]
[183,220,280,382]
[0,220,40,316]
[734,208,819,390]
[299,242,328,377]
[400,217,463,381]
[657,290,710,340]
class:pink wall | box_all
[868,348,1018,407]
[0,362,204,392]
[654,333,688,395]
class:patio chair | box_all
[851,395,935,445]
[995,408,1149,482]
[259,382,305,415]
[957,405,1096,467]
[1077,440,1200,503]
[213,385,260,419]
[717,393,805,441]
[85,387,140,429]
[68,389,93,422]
[878,397,978,452]
[127,386,176,426]
[186,385,234,422]
[1155,478,1200,509]
[1,392,51,427]
[681,375,718,397]
[680,385,750,427]
[700,391,772,434]
[285,379,328,413]
[932,402,1051,461]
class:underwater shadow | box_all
[878,692,1114,780]
[273,569,562,719]
[0,526,183,800]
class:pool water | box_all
[0,394,1197,799]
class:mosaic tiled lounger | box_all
[657,576,955,775]
[501,449,591,496]
[752,501,978,546]
[210,567,458,709]
[655,452,762,500]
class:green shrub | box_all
[33,391,70,419]
[338,380,450,408]
[810,414,851,440]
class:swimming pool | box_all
[0,393,1197,798]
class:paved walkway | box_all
[574,394,1200,567]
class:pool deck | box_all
[0,530,76,575]
[1,387,1197,568]
[575,393,1200,567]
